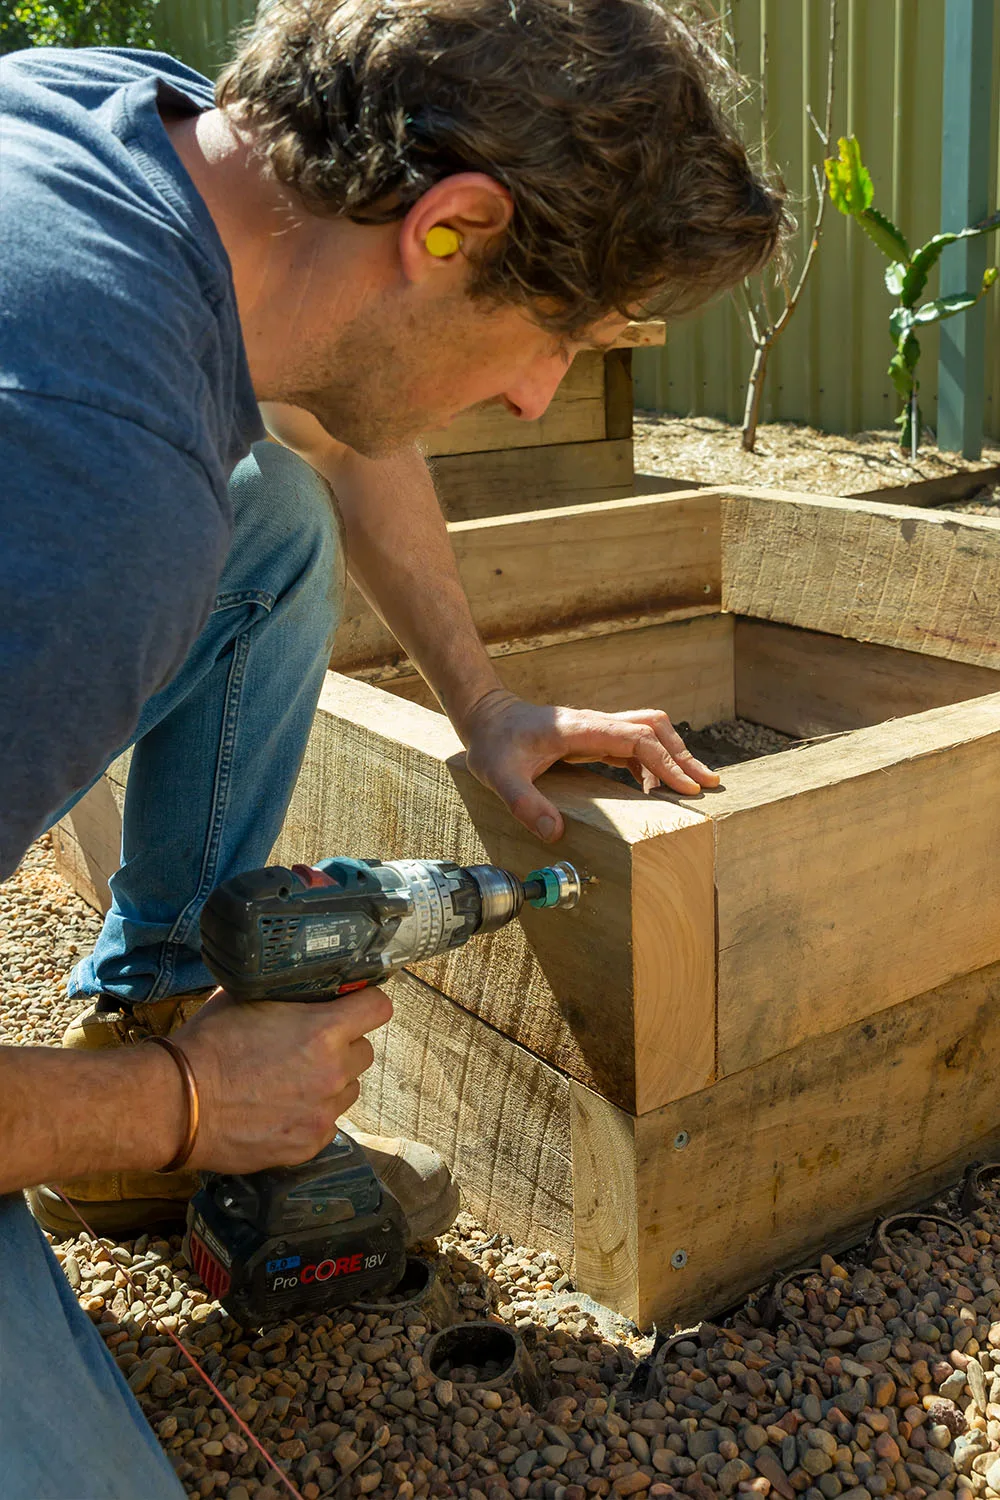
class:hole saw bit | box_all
[185,855,583,1324]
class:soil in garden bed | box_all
[634,412,1000,498]
[584,716,797,790]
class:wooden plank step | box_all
[430,436,635,521]
[721,487,1000,668]
[332,490,721,673]
[373,613,735,727]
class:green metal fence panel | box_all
[634,0,1000,440]
[154,0,256,78]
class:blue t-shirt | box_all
[0,48,263,877]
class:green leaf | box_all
[825,135,874,216]
[900,232,959,306]
[858,207,911,264]
[885,262,908,296]
[900,219,1000,305]
[914,291,980,324]
[984,266,999,289]
[889,306,913,343]
[1,0,159,52]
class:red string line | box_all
[51,1187,306,1500]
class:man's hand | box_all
[0,985,392,1195]
[171,986,393,1174]
[462,688,721,843]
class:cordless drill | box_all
[183,855,581,1325]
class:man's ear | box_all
[398,172,513,284]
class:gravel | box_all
[7,838,1000,1500]
[586,719,797,789]
[673,720,796,770]
[1,834,102,1046]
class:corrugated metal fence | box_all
[154,0,254,79]
[155,0,1000,439]
[633,0,1000,438]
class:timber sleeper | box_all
[56,486,1000,1326]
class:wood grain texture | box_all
[52,755,130,913]
[604,349,634,442]
[422,351,605,458]
[694,692,1000,1077]
[356,956,1000,1329]
[632,958,1000,1327]
[377,614,736,730]
[570,1083,640,1321]
[431,438,634,522]
[332,490,722,673]
[735,617,1000,737]
[272,672,715,1113]
[443,752,716,1116]
[631,822,716,1113]
[721,488,1000,668]
[612,320,666,348]
[352,969,576,1261]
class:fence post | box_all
[936,0,994,459]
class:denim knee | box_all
[225,439,346,654]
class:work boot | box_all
[26,993,460,1246]
[340,1119,460,1247]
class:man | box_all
[0,2,784,1493]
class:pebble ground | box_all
[6,838,1000,1500]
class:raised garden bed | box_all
[634,413,1000,510]
[55,486,1000,1331]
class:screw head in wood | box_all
[673,1131,690,1150]
[671,1249,689,1269]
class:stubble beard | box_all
[268,304,451,458]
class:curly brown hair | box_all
[217,0,788,338]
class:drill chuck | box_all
[469,860,581,931]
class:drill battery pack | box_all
[183,1133,408,1325]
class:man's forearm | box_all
[0,1043,183,1195]
[326,445,506,737]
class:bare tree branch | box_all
[738,0,838,451]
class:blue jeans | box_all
[6,442,343,1496]
[53,439,345,1003]
[0,1194,187,1500]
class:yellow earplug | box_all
[425,225,462,257]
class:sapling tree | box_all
[825,134,999,455]
[737,0,838,453]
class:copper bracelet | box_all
[145,1035,200,1173]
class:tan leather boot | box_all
[340,1120,460,1247]
[26,993,459,1245]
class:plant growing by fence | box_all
[0,0,159,54]
[825,134,999,455]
